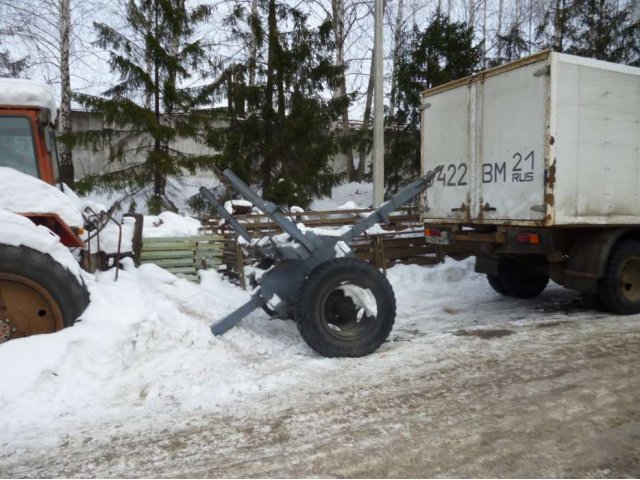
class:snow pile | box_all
[82,172,220,216]
[0,78,57,123]
[0,255,489,443]
[60,182,107,215]
[0,167,83,226]
[142,211,202,238]
[0,259,311,437]
[311,181,373,211]
[386,257,484,322]
[224,199,253,214]
[86,216,136,254]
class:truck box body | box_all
[421,51,640,227]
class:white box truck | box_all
[421,51,640,313]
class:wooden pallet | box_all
[140,235,225,282]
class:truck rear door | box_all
[422,54,550,225]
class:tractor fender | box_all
[0,209,83,280]
[20,212,84,248]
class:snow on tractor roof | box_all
[0,78,58,123]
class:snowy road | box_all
[1,261,639,477]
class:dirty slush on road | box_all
[2,280,639,478]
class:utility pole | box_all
[373,0,384,207]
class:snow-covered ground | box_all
[0,256,480,441]
[1,257,639,477]
[1,171,639,476]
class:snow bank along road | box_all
[1,259,639,477]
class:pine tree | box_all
[385,11,481,193]
[535,0,574,53]
[0,49,28,77]
[536,0,640,66]
[74,0,215,214]
[566,0,640,65]
[206,0,345,208]
[490,24,529,67]
[0,23,28,78]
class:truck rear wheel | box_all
[295,258,396,357]
[597,240,640,314]
[487,274,509,295]
[0,244,90,343]
[486,257,549,299]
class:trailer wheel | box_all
[295,258,396,357]
[487,258,548,299]
[597,240,640,314]
[0,244,89,343]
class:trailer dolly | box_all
[200,166,443,357]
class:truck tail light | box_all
[425,228,442,238]
[516,232,540,245]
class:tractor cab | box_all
[0,78,60,186]
[0,78,83,248]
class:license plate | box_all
[425,235,450,245]
[424,231,450,245]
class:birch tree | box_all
[332,0,356,181]
[0,0,104,187]
[59,0,73,186]
[388,0,405,119]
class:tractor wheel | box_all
[295,258,396,357]
[597,240,640,314]
[0,244,90,343]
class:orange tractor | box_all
[0,78,128,343]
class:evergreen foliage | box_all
[536,0,640,66]
[490,25,530,67]
[0,48,28,78]
[206,0,346,208]
[385,12,481,194]
[73,0,215,214]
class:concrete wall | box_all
[70,110,372,180]
[71,110,219,178]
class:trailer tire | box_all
[597,240,640,314]
[0,244,90,342]
[295,258,395,357]
[487,258,548,299]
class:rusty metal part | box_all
[83,206,123,279]
[420,50,551,99]
[454,231,507,243]
[0,319,10,342]
[620,258,640,303]
[0,273,63,342]
[19,212,84,248]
